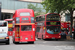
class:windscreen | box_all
[46,26,60,34]
[0,22,7,27]
[21,25,32,31]
[46,14,60,21]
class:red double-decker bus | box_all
[61,22,74,34]
[12,9,35,44]
[4,19,13,36]
[35,13,61,40]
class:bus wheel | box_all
[42,35,44,40]
[6,40,9,45]
[31,42,34,44]
[13,41,19,44]
[29,42,34,44]
[37,35,39,39]
[56,39,58,41]
[13,40,18,44]
[6,42,9,45]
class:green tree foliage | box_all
[27,3,42,17]
[41,0,75,13]
[27,3,37,12]
[41,0,75,36]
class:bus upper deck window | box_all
[16,17,20,23]
[31,17,34,23]
[20,12,30,16]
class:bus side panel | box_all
[32,24,35,41]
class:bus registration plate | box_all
[0,37,4,39]
[52,37,55,39]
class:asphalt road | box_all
[0,36,75,50]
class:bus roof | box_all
[14,9,34,14]
[13,9,34,18]
[15,9,33,12]
[4,19,13,21]
[0,20,8,23]
[36,13,59,17]
[15,23,35,25]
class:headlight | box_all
[6,37,9,39]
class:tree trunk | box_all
[70,9,74,37]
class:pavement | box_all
[66,39,75,41]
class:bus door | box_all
[15,25,20,42]
[20,25,33,42]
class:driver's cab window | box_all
[21,25,32,31]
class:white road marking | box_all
[43,41,47,43]
[55,46,75,50]
[21,48,23,50]
[32,45,36,47]
[36,38,38,40]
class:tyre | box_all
[6,40,9,45]
[56,39,58,41]
[29,42,34,44]
[42,35,45,40]
[42,35,44,39]
[13,41,19,44]
[31,42,34,44]
[37,35,39,39]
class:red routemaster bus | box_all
[4,19,13,36]
[35,13,61,40]
[12,9,35,44]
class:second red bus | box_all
[35,13,61,40]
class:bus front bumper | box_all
[0,38,9,43]
[45,35,61,39]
